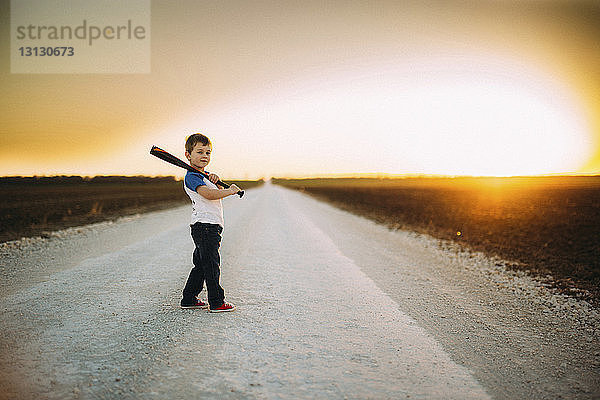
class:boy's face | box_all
[186,143,211,170]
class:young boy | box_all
[180,133,240,313]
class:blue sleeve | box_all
[185,172,206,192]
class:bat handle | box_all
[217,180,244,198]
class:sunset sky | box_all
[1,0,600,179]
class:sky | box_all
[1,0,600,179]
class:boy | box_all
[180,133,240,313]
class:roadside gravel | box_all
[0,207,188,297]
[286,185,600,399]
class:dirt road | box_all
[1,183,598,399]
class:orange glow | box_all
[1,2,599,178]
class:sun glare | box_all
[170,54,592,178]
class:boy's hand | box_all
[228,184,241,195]
[208,173,220,184]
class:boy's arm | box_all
[207,173,224,189]
[197,184,241,200]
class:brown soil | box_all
[273,176,600,306]
[0,176,263,243]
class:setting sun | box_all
[1,1,599,178]
[169,54,592,178]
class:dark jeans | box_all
[182,222,224,308]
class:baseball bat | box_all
[150,145,244,198]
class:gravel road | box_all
[1,183,598,399]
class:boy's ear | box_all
[184,151,191,161]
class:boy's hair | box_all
[185,133,212,153]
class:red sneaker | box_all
[209,302,236,313]
[180,298,209,309]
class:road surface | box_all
[1,183,598,399]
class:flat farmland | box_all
[273,176,600,305]
[0,176,263,243]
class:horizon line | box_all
[1,172,600,180]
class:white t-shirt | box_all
[183,171,224,227]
